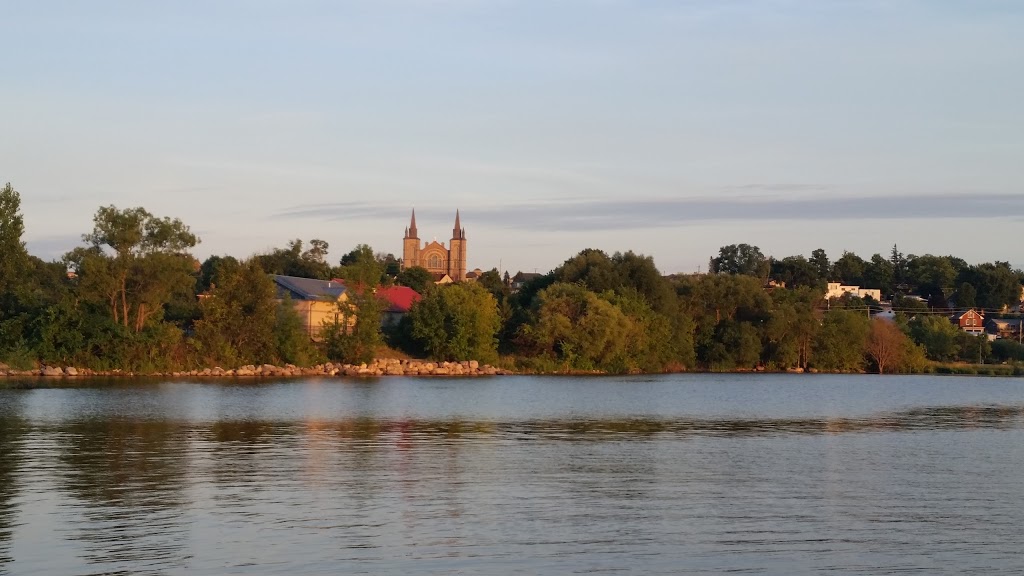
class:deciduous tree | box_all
[0,183,28,295]
[68,206,198,333]
[322,289,384,365]
[813,310,870,371]
[709,244,769,278]
[396,266,434,295]
[408,283,500,363]
[866,318,906,374]
[192,259,278,366]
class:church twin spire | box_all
[406,208,419,239]
[453,209,464,240]
[406,208,464,241]
[402,208,467,281]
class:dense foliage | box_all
[2,181,1023,374]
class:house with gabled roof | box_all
[950,309,985,335]
[329,279,422,327]
[510,271,543,292]
[986,318,1023,340]
[376,285,422,326]
[271,275,349,340]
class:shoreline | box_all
[2,358,1022,380]
[0,358,510,379]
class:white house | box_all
[825,282,882,302]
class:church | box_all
[402,210,468,282]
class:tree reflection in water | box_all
[0,397,25,570]
[55,419,189,573]
[1,390,1022,574]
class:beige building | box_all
[402,210,468,282]
[272,275,350,340]
[825,282,882,302]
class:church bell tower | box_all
[402,209,420,270]
[448,210,467,281]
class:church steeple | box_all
[452,209,463,240]
[407,209,419,239]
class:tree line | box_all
[2,183,1023,374]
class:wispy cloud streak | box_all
[276,192,1024,232]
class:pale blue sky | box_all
[2,0,1022,274]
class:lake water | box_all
[2,374,1024,575]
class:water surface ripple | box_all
[1,374,1023,574]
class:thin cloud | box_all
[274,192,1024,232]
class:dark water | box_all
[2,374,1024,575]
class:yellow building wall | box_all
[287,295,352,341]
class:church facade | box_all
[402,210,468,282]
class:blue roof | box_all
[271,275,347,301]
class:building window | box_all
[429,254,441,269]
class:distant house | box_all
[376,285,422,327]
[272,275,348,340]
[432,273,454,285]
[825,282,882,302]
[950,309,985,335]
[986,318,1023,340]
[330,279,422,328]
[464,268,484,281]
[510,271,543,292]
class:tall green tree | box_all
[830,251,866,285]
[706,320,761,370]
[906,254,957,300]
[192,259,278,367]
[0,183,31,356]
[770,255,820,289]
[956,331,991,364]
[956,282,977,308]
[863,253,894,293]
[396,266,434,295]
[336,244,385,287]
[810,248,830,280]
[0,183,28,296]
[254,239,330,279]
[68,206,198,333]
[322,289,385,365]
[407,282,500,363]
[517,282,631,371]
[958,262,1021,309]
[890,244,908,287]
[275,295,323,366]
[709,244,769,278]
[908,314,960,362]
[813,310,870,371]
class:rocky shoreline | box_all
[0,358,511,379]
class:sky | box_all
[2,0,1022,275]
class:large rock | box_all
[41,366,63,377]
[64,367,78,376]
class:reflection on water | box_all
[56,420,190,574]
[0,399,24,570]
[1,375,1024,574]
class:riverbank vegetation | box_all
[2,182,1023,375]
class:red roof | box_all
[331,280,421,313]
[377,285,421,313]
